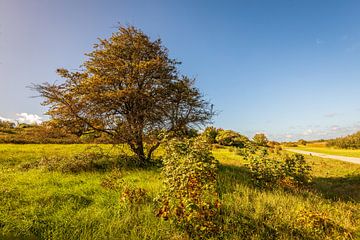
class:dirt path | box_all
[286,149,360,165]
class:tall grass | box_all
[0,144,359,239]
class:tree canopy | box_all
[35,26,213,163]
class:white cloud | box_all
[16,113,42,125]
[302,129,313,136]
[0,116,13,122]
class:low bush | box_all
[247,152,312,190]
[156,137,221,238]
[282,142,298,147]
[215,129,250,147]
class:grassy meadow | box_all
[0,144,359,239]
[287,143,360,158]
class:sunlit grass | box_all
[288,145,360,158]
[0,144,359,239]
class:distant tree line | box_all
[326,131,360,149]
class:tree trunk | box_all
[133,134,147,166]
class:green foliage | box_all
[215,129,250,147]
[327,131,360,149]
[202,126,218,144]
[248,151,312,189]
[297,139,307,146]
[253,133,268,146]
[156,137,221,238]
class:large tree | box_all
[35,26,213,163]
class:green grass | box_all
[0,144,359,239]
[288,145,360,158]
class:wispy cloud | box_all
[267,123,360,142]
[324,112,339,118]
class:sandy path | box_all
[286,149,360,165]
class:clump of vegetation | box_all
[283,142,298,147]
[100,169,124,190]
[252,133,269,146]
[0,120,15,130]
[327,131,360,149]
[120,186,149,204]
[156,137,221,238]
[294,210,354,239]
[297,139,307,146]
[215,129,250,147]
[202,126,219,144]
[247,151,312,189]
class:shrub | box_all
[248,152,311,189]
[156,137,221,238]
[202,126,219,144]
[215,129,249,147]
[297,139,307,146]
[252,133,268,146]
[283,142,298,147]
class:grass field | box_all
[0,144,359,239]
[288,144,360,158]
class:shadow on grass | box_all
[19,154,162,174]
[218,164,253,195]
[312,174,360,203]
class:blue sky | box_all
[1,0,360,141]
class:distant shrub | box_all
[252,133,269,146]
[248,152,311,189]
[156,137,221,238]
[216,129,249,147]
[297,139,307,146]
[267,141,281,148]
[202,126,219,144]
[283,142,298,147]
